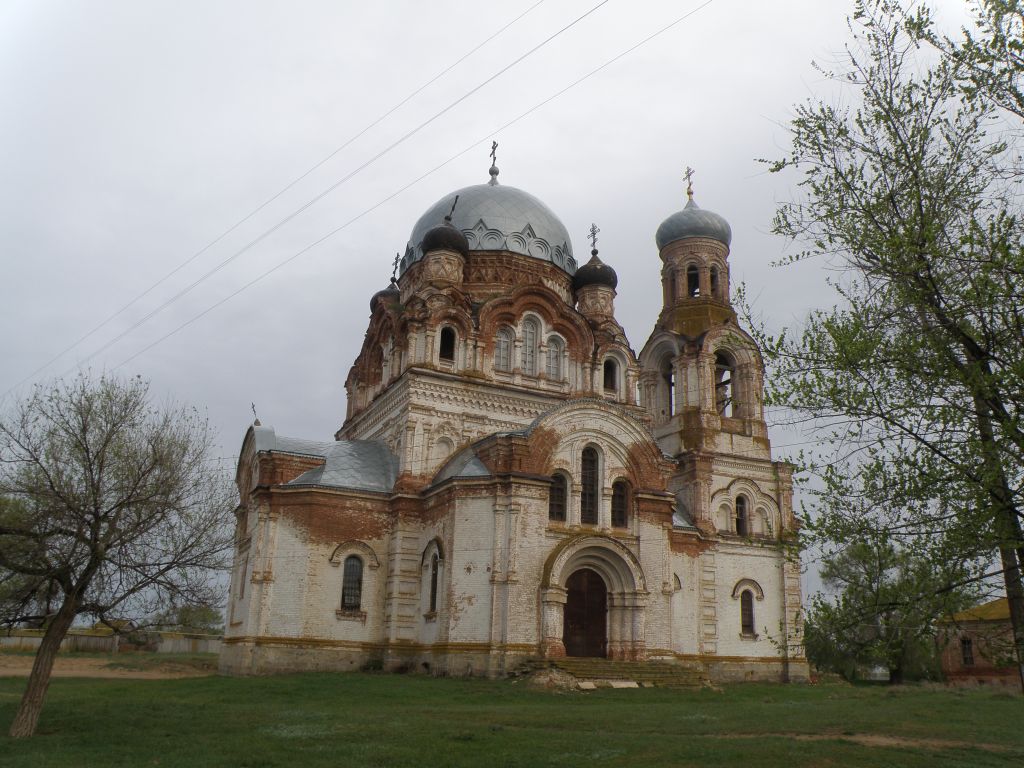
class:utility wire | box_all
[2,0,549,396]
[57,0,611,380]
[111,0,718,370]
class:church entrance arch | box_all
[540,535,648,660]
[564,569,607,658]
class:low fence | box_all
[0,628,222,655]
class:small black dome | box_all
[370,279,400,312]
[573,250,618,291]
[422,218,469,257]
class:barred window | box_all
[342,556,363,611]
[581,447,599,525]
[735,495,749,537]
[429,553,440,614]
[522,317,540,376]
[549,473,568,522]
[495,327,514,372]
[611,480,629,528]
[741,590,755,636]
[546,336,564,380]
[961,636,975,666]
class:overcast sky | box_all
[0,0,972,530]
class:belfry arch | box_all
[539,535,648,660]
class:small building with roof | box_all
[938,597,1019,688]
[220,157,808,683]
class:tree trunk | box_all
[972,399,1024,695]
[8,599,77,738]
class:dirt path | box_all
[0,655,214,679]
[720,732,1020,755]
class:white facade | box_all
[221,170,808,682]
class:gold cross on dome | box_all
[392,252,400,281]
[589,223,600,250]
[490,141,498,165]
[684,166,695,198]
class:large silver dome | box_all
[401,173,575,275]
[656,197,732,250]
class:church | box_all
[220,154,809,683]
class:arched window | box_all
[439,327,456,362]
[735,495,749,537]
[715,352,735,417]
[342,555,363,611]
[611,480,629,528]
[710,266,720,298]
[687,264,700,297]
[661,355,675,417]
[740,589,755,636]
[522,317,540,375]
[494,327,514,372]
[429,552,440,614]
[546,336,564,380]
[603,359,618,392]
[548,473,568,522]
[581,447,600,525]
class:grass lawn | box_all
[0,669,1021,767]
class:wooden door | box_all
[563,569,607,657]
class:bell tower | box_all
[638,172,769,460]
[656,168,736,337]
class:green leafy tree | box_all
[756,0,1024,691]
[153,604,224,634]
[0,374,233,738]
[806,534,980,683]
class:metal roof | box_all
[656,196,732,250]
[401,178,575,276]
[250,425,398,493]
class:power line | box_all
[2,0,550,397]
[54,0,613,381]
[112,0,719,370]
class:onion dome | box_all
[369,278,400,312]
[573,249,618,291]
[401,160,575,276]
[421,212,469,257]
[656,196,732,250]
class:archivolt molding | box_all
[525,400,669,487]
[329,540,381,569]
[701,325,763,370]
[732,578,764,600]
[542,534,648,594]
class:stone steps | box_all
[521,658,707,688]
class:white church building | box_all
[220,158,808,683]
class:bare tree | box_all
[0,374,233,738]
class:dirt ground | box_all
[0,655,215,679]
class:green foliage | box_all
[752,0,1024,685]
[805,539,978,682]
[151,604,224,634]
[0,674,1021,767]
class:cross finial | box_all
[447,194,459,222]
[589,223,600,252]
[488,141,500,185]
[392,252,401,281]
[684,166,695,199]
[251,402,261,427]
